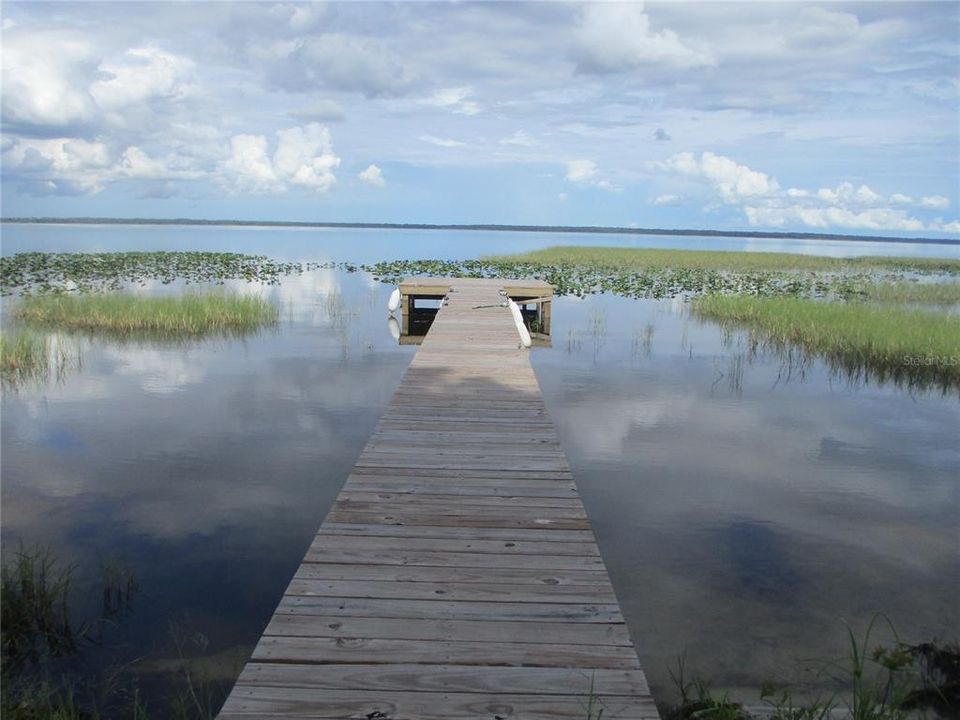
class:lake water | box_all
[1,223,958,715]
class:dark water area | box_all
[1,224,958,715]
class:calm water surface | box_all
[1,224,958,713]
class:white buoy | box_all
[508,300,532,348]
[387,287,401,313]
[387,315,401,341]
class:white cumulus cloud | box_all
[565,159,619,191]
[653,150,955,232]
[744,205,926,232]
[921,195,949,210]
[90,46,194,112]
[574,3,714,73]
[657,151,779,202]
[358,164,385,187]
[219,123,339,194]
[1,30,98,129]
[816,182,884,206]
[3,137,112,193]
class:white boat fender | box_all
[508,300,532,348]
[387,287,401,313]
[387,315,401,341]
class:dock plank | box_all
[216,278,658,719]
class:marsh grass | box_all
[1,329,49,384]
[581,671,607,719]
[664,620,957,720]
[0,678,87,720]
[1,547,78,667]
[865,281,960,305]
[666,653,751,720]
[837,617,914,720]
[0,549,226,720]
[14,291,279,340]
[0,329,78,387]
[692,295,960,392]
[99,559,139,621]
[485,246,960,274]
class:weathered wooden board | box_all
[263,614,633,646]
[232,663,650,696]
[216,278,658,720]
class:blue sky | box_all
[1,1,958,236]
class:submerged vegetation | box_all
[662,619,959,720]
[365,249,960,302]
[4,249,957,304]
[366,257,869,299]
[0,251,329,296]
[1,547,222,720]
[3,248,956,393]
[693,295,960,392]
[1,547,78,668]
[366,247,958,392]
[14,291,279,340]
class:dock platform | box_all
[218,278,658,719]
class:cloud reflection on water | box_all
[532,293,959,695]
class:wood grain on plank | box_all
[215,278,656,720]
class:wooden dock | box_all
[218,278,659,719]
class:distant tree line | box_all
[1,216,955,245]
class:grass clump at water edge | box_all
[0,330,76,386]
[692,295,960,392]
[1,546,78,667]
[14,290,280,339]
[662,618,959,720]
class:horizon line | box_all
[2,216,958,246]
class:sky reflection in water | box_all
[1,225,957,710]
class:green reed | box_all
[692,295,960,392]
[14,291,279,339]
[485,246,960,273]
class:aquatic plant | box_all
[1,546,78,668]
[865,281,960,305]
[6,249,955,305]
[662,623,959,720]
[692,295,960,392]
[14,291,279,339]
[581,671,607,719]
[832,617,914,720]
[485,246,960,274]
[1,330,55,385]
[664,654,751,720]
[99,559,139,621]
[0,549,218,720]
[0,251,332,296]
[363,258,910,301]
[0,678,88,720]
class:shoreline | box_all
[3,216,958,246]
